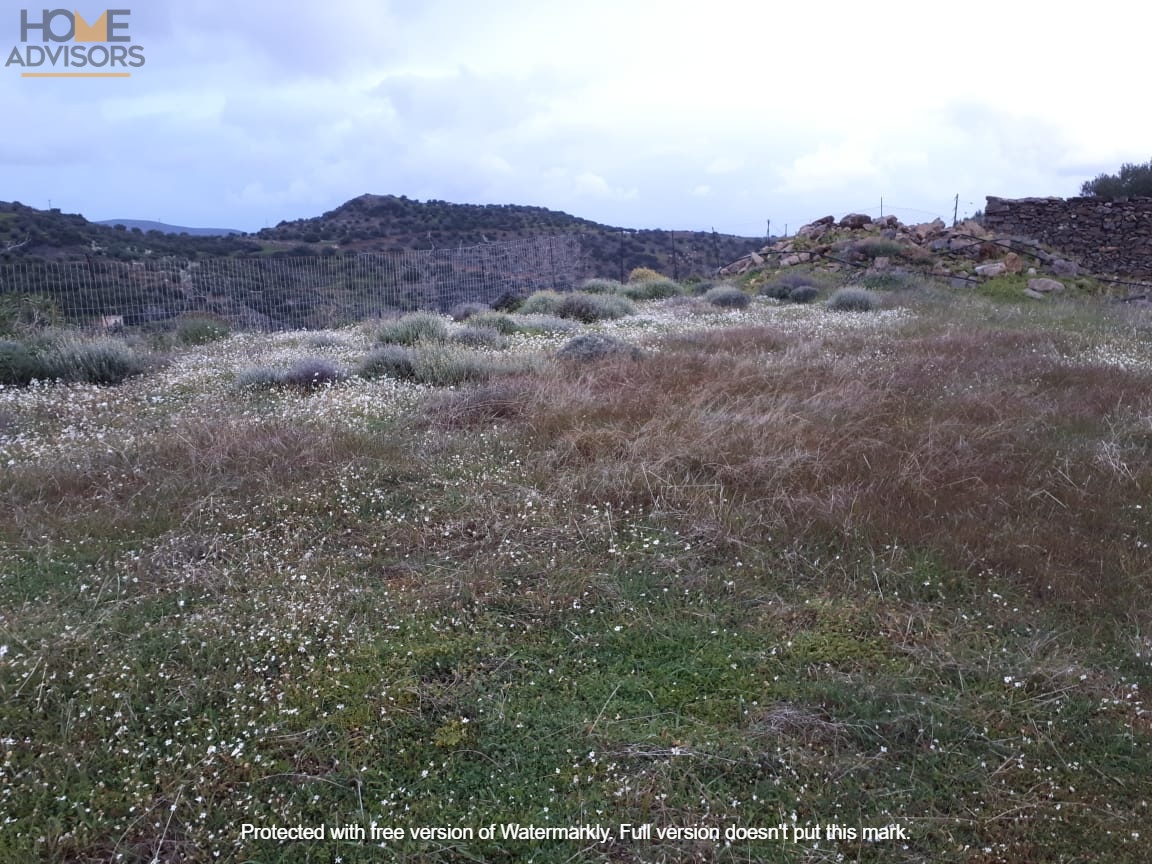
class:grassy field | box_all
[1,284,1150,863]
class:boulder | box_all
[1028,277,1065,293]
[1050,258,1079,277]
[872,256,891,271]
[957,219,988,238]
[839,213,873,229]
[749,251,764,266]
[1023,288,1047,300]
[975,262,1007,278]
[780,254,801,267]
[912,218,946,240]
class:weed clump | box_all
[374,312,449,345]
[411,344,530,386]
[0,339,39,385]
[828,286,880,312]
[618,278,682,301]
[452,325,506,349]
[556,292,635,322]
[517,291,564,316]
[449,302,489,322]
[520,291,635,322]
[579,278,623,294]
[357,346,417,381]
[236,358,348,390]
[759,272,817,299]
[175,315,231,346]
[788,285,820,304]
[704,285,751,309]
[513,314,580,334]
[280,358,348,389]
[627,267,663,283]
[39,336,151,385]
[467,311,520,334]
[491,291,525,313]
[556,333,643,362]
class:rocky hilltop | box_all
[719,211,1144,300]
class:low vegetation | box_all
[1,287,1150,864]
[372,311,450,345]
[703,284,751,308]
[828,285,880,311]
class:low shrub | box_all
[512,314,580,334]
[280,358,347,389]
[828,286,880,312]
[452,325,506,349]
[235,358,348,390]
[579,278,623,294]
[491,291,525,313]
[852,237,904,260]
[704,285,751,309]
[449,302,489,322]
[175,315,231,346]
[556,292,635,322]
[860,271,921,291]
[233,366,283,390]
[304,332,350,349]
[691,280,716,296]
[0,339,40,385]
[357,346,417,381]
[618,278,682,301]
[517,291,565,316]
[556,333,643,362]
[467,311,520,334]
[39,336,150,385]
[411,344,530,387]
[759,272,817,299]
[374,312,449,345]
[788,286,820,304]
[627,267,663,283]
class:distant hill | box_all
[256,194,763,278]
[0,201,262,262]
[95,219,243,236]
[1,194,763,279]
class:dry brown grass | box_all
[436,322,1152,613]
[3,417,405,542]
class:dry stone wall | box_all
[984,196,1152,278]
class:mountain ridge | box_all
[1,194,764,278]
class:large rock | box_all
[912,218,947,240]
[957,219,988,238]
[975,262,1007,278]
[1050,258,1079,277]
[1028,277,1065,293]
[839,213,872,229]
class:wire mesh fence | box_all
[0,235,581,331]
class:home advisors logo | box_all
[6,9,145,77]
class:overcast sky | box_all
[3,1,1150,235]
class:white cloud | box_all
[5,0,1151,233]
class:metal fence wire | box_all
[0,235,581,331]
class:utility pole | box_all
[710,227,720,274]
[880,197,883,219]
[953,194,959,227]
[766,218,771,243]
